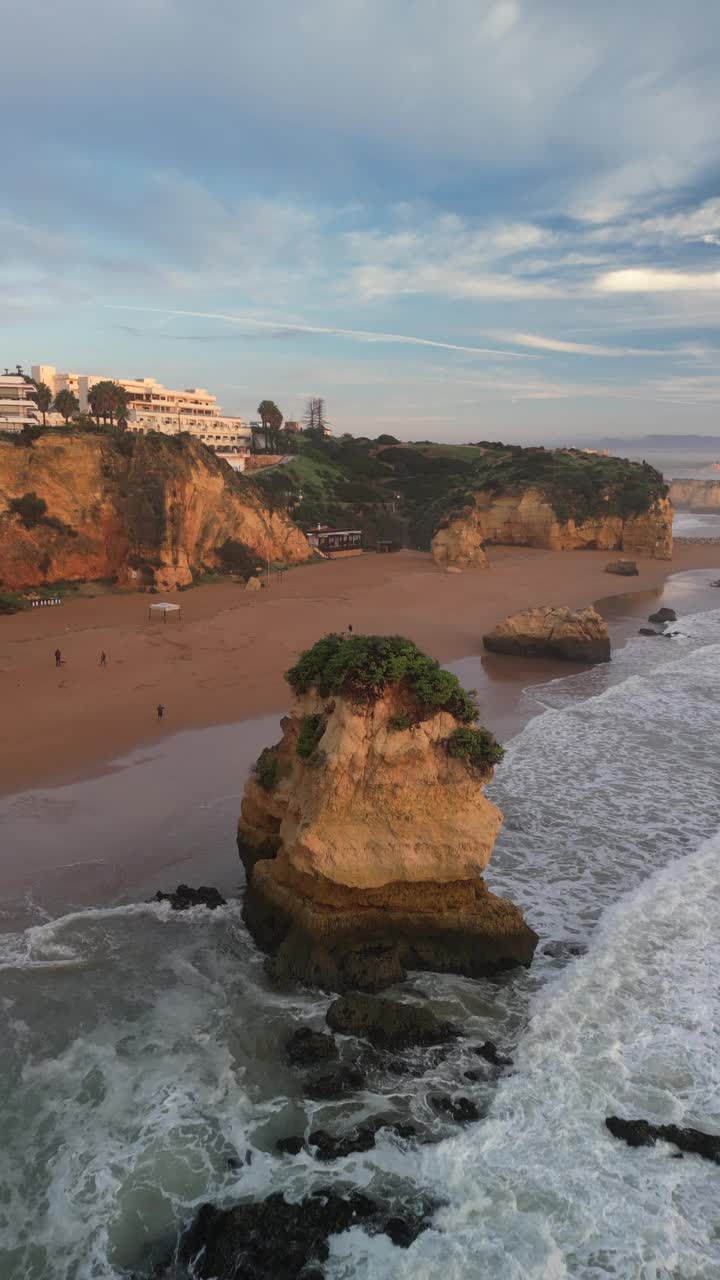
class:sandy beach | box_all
[1,544,719,796]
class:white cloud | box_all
[595,268,720,294]
[352,263,559,301]
[494,331,667,356]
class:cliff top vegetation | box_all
[252,435,669,550]
[285,632,479,722]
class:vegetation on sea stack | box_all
[285,633,479,722]
[445,726,505,771]
[296,713,327,760]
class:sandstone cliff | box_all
[238,633,538,990]
[483,605,610,663]
[0,432,310,590]
[431,488,672,567]
[669,479,720,512]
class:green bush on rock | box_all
[445,726,505,771]
[286,634,478,723]
[254,748,280,791]
[296,713,327,760]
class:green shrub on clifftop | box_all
[286,634,478,723]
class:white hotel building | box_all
[0,375,43,432]
[32,366,250,458]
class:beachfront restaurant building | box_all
[306,526,362,555]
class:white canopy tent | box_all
[148,601,182,623]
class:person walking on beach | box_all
[99,651,107,667]
[156,703,165,721]
[54,648,62,668]
[347,623,353,635]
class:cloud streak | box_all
[108,305,535,358]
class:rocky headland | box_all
[426,448,672,569]
[0,431,310,591]
[237,633,538,991]
[669,478,720,512]
[483,605,611,663]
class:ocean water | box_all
[2,593,720,1278]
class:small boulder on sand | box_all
[648,607,676,624]
[605,560,639,576]
[483,605,610,664]
[245,575,262,592]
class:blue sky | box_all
[3,0,720,441]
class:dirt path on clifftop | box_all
[1,545,719,794]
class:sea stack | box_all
[238,633,538,991]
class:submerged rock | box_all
[181,1188,429,1279]
[303,1064,367,1100]
[483,605,610,664]
[606,560,639,576]
[638,628,661,637]
[238,634,538,991]
[648,607,677,624]
[429,1094,482,1124]
[276,1135,305,1156]
[472,1040,513,1067]
[309,1118,416,1162]
[542,940,588,960]
[605,1116,720,1163]
[285,1027,338,1067]
[326,993,457,1050]
[151,884,226,911]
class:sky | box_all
[2,0,720,443]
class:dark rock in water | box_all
[181,1188,431,1278]
[648,607,677,624]
[326,992,457,1049]
[309,1118,418,1162]
[472,1040,513,1067]
[463,1069,484,1083]
[429,1094,482,1124]
[226,1155,242,1171]
[286,1026,338,1068]
[606,560,639,576]
[383,1214,428,1248]
[151,884,226,911]
[276,1135,305,1155]
[304,1064,367,1100]
[638,628,661,637]
[605,1116,720,1163]
[543,940,588,960]
[181,1190,378,1279]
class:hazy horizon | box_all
[3,2,720,441]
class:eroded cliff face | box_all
[670,479,720,512]
[431,488,673,566]
[238,673,537,991]
[0,433,310,590]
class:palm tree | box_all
[53,389,80,425]
[27,380,53,426]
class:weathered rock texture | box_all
[238,643,537,991]
[0,433,310,590]
[483,605,611,664]
[431,520,489,570]
[669,479,720,512]
[431,488,672,567]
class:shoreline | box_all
[2,544,720,798]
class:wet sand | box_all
[1,544,719,797]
